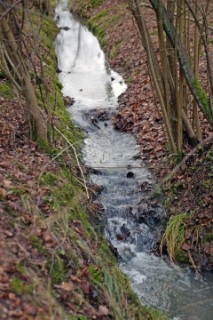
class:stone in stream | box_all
[126,171,134,178]
[61,26,70,31]
[63,96,75,106]
[56,67,62,73]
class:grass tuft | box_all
[160,213,187,261]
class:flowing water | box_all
[55,1,213,319]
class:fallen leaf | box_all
[42,231,52,242]
[182,243,191,251]
[98,305,109,316]
[55,281,74,292]
[0,188,7,197]
[3,180,12,188]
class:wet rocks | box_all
[140,181,152,192]
[56,67,62,73]
[126,171,134,178]
[63,96,75,106]
[88,183,104,195]
[116,224,131,241]
[61,26,70,31]
[85,109,111,122]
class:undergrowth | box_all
[160,213,187,262]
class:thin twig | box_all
[0,0,22,21]
[188,250,200,274]
[160,134,213,186]
[54,126,90,199]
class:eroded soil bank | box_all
[72,0,213,271]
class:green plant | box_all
[40,172,58,186]
[11,277,34,295]
[0,81,14,98]
[31,235,46,254]
[160,213,187,261]
[91,0,104,8]
[47,255,67,284]
[110,41,121,59]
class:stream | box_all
[55,1,213,319]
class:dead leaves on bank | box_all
[0,98,113,319]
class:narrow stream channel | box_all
[55,1,213,319]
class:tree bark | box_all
[0,12,47,141]
[148,0,213,128]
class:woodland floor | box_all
[82,0,213,270]
[0,80,157,320]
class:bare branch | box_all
[0,0,23,21]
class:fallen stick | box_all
[160,133,213,187]
[188,250,200,274]
[54,126,90,199]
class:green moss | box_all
[68,316,88,320]
[40,172,58,186]
[91,0,104,8]
[87,20,105,46]
[176,248,189,263]
[16,263,26,275]
[0,80,14,98]
[31,235,47,254]
[53,183,75,207]
[205,232,213,242]
[11,277,24,294]
[36,137,53,154]
[11,277,34,295]
[105,14,121,27]
[175,150,184,163]
[0,70,6,79]
[9,186,28,196]
[193,78,212,124]
[87,10,121,49]
[47,256,67,284]
[56,80,63,90]
[110,41,121,59]
[88,265,103,286]
[91,9,108,20]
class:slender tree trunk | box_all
[129,0,177,152]
[148,0,213,128]
[0,14,47,141]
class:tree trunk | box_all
[0,13,47,141]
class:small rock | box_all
[62,26,70,31]
[126,171,134,178]
[56,67,62,73]
[63,96,75,106]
